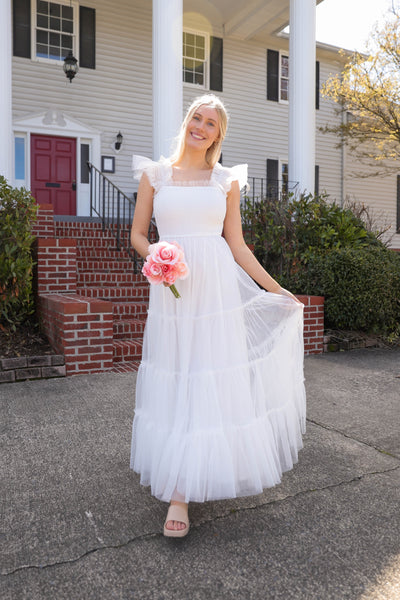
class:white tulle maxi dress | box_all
[130,156,306,503]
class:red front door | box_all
[31,135,77,215]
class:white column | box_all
[289,0,316,195]
[152,0,183,160]
[0,0,13,181]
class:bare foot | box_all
[165,500,188,531]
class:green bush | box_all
[0,177,37,329]
[290,246,400,334]
[241,193,399,334]
[241,193,384,280]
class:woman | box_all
[130,94,305,538]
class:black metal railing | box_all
[244,178,299,204]
[88,162,157,272]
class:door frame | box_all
[12,110,101,216]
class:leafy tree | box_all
[321,6,400,174]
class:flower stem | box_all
[169,284,181,298]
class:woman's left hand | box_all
[278,287,303,305]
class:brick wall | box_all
[32,204,55,238]
[296,295,324,355]
[38,293,114,375]
[35,238,77,294]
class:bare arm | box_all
[130,173,154,259]
[223,181,299,301]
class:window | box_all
[183,31,223,92]
[281,162,289,194]
[183,31,207,87]
[13,0,96,68]
[14,137,26,182]
[267,49,320,108]
[34,0,77,62]
[280,55,289,102]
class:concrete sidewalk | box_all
[1,348,399,600]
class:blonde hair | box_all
[171,94,228,167]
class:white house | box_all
[1,0,399,248]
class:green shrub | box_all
[241,193,399,334]
[0,177,37,329]
[241,193,384,281]
[291,246,400,334]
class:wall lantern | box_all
[63,51,79,82]
[114,132,123,151]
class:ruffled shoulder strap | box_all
[132,155,171,192]
[212,163,248,194]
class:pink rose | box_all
[151,242,181,265]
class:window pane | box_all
[50,32,60,46]
[185,45,195,58]
[15,138,25,180]
[183,70,194,84]
[50,45,61,59]
[186,33,194,46]
[194,60,203,74]
[183,58,194,71]
[194,72,204,85]
[49,2,60,17]
[62,19,73,33]
[62,5,73,19]
[37,29,48,44]
[196,35,205,49]
[37,14,49,28]
[37,1,49,15]
[50,16,61,31]
[62,34,72,49]
[36,44,48,58]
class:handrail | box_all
[245,178,299,204]
[88,162,157,273]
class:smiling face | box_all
[185,105,220,155]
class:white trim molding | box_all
[0,0,13,181]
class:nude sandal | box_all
[163,504,190,538]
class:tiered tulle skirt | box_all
[130,235,306,503]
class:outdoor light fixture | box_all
[114,132,123,151]
[63,51,79,82]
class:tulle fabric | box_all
[130,157,306,503]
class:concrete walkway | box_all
[1,348,399,600]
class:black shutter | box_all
[266,159,279,197]
[13,0,31,58]
[315,165,320,196]
[210,36,223,92]
[79,6,96,69]
[267,50,279,102]
[316,60,320,110]
[397,175,400,232]
[80,144,90,184]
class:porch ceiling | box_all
[184,0,325,42]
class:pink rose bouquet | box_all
[142,241,189,298]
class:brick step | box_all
[76,248,133,264]
[113,317,146,339]
[113,339,143,362]
[56,224,131,239]
[78,285,149,301]
[77,259,134,272]
[112,301,149,319]
[77,271,149,286]
[74,238,131,250]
